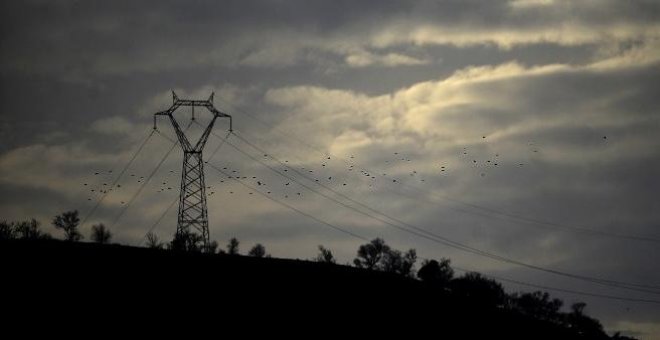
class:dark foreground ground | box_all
[1,239,613,338]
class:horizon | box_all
[1,1,659,337]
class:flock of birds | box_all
[82,134,608,207]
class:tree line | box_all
[0,210,638,339]
[0,210,269,257]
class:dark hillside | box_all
[1,239,614,339]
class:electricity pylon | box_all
[154,91,232,251]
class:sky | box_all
[1,0,659,336]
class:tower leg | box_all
[175,151,210,251]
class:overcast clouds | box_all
[1,0,659,337]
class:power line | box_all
[128,99,660,304]
[205,162,369,242]
[451,266,660,305]
[81,129,155,228]
[109,123,191,230]
[200,133,660,304]
[217,129,660,294]
[144,119,660,305]
[216,99,660,244]
[207,130,232,161]
[137,196,177,247]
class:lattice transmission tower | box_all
[154,91,232,251]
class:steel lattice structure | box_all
[154,91,232,251]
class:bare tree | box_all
[315,245,336,264]
[91,223,112,244]
[0,220,16,240]
[52,210,82,241]
[16,219,47,240]
[227,237,240,255]
[145,232,163,249]
[248,243,266,258]
[206,240,219,254]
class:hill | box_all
[1,239,625,339]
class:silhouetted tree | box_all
[145,232,163,249]
[566,302,606,337]
[509,291,563,323]
[206,240,219,254]
[571,301,586,315]
[227,237,240,255]
[382,248,417,277]
[450,272,507,308]
[52,210,82,241]
[15,219,48,240]
[353,238,390,270]
[315,245,336,264]
[0,220,16,240]
[90,223,112,244]
[418,258,454,287]
[248,243,266,258]
[169,230,203,252]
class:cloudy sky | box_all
[1,0,660,336]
